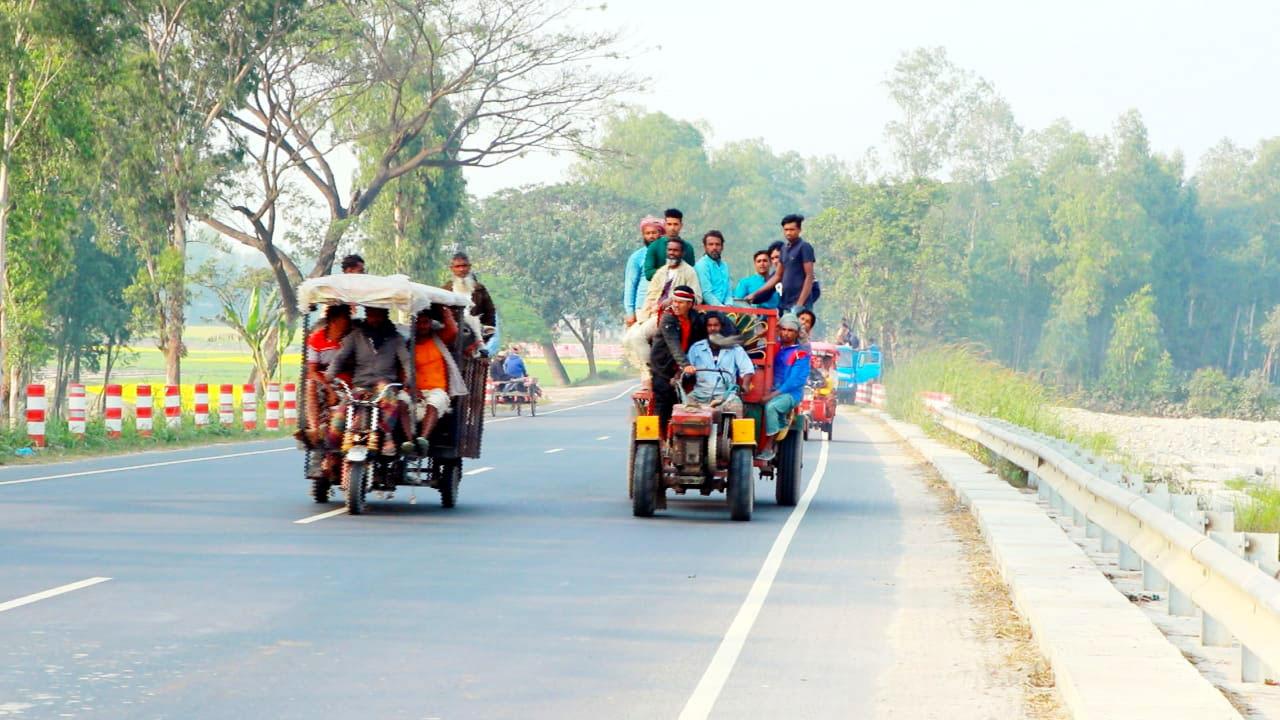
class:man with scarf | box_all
[649,285,706,437]
[406,305,469,455]
[325,307,413,456]
[685,311,754,418]
[443,252,496,352]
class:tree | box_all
[211,0,637,320]
[1101,285,1166,402]
[475,183,643,383]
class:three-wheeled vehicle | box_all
[295,273,489,514]
[488,376,538,416]
[800,341,838,441]
[627,306,807,520]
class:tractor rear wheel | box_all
[775,424,803,507]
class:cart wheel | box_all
[437,460,461,508]
[775,425,803,507]
[728,447,754,521]
[632,443,659,518]
[343,460,367,515]
[517,400,523,416]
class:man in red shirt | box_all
[648,286,706,437]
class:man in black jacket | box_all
[649,285,706,437]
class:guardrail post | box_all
[1118,542,1143,571]
[1036,479,1049,502]
[1026,471,1039,490]
[1086,519,1103,539]
[1242,646,1275,684]
[1071,503,1085,527]
[1202,531,1245,648]
[1101,529,1119,553]
[1142,560,1169,592]
[1168,586,1196,616]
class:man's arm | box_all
[438,307,459,345]
[326,334,357,382]
[749,265,783,305]
[659,314,694,370]
[477,285,497,328]
[643,240,664,281]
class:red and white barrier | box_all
[870,382,886,408]
[26,384,46,447]
[218,384,234,425]
[135,384,153,436]
[855,384,871,404]
[163,385,180,429]
[105,384,123,438]
[266,382,281,430]
[242,384,257,430]
[921,391,953,413]
[194,383,209,427]
[283,383,297,426]
[68,383,87,437]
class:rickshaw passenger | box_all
[649,286,706,436]
[298,304,352,447]
[757,313,811,462]
[502,346,542,397]
[685,312,754,417]
[325,307,413,456]
[406,306,468,455]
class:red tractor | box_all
[627,306,807,520]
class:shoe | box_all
[415,437,431,455]
[399,440,418,456]
[757,448,775,462]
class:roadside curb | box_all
[871,410,1241,720]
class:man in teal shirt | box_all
[643,208,696,281]
[734,249,780,308]
[694,230,732,306]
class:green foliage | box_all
[1230,482,1280,535]
[1101,285,1166,402]
[1186,368,1235,417]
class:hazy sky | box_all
[463,0,1280,196]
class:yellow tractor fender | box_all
[634,415,661,442]
[730,418,756,446]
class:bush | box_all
[1186,367,1235,417]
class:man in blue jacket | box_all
[757,313,810,462]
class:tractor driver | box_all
[649,285,706,437]
[684,311,754,418]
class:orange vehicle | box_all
[800,341,838,441]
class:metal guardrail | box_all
[930,403,1280,684]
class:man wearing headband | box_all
[757,313,811,461]
[624,216,665,328]
[685,311,754,418]
[643,208,697,281]
[649,285,706,436]
[623,237,702,383]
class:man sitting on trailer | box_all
[406,305,468,456]
[684,311,754,418]
[298,303,352,450]
[756,313,811,462]
[326,306,414,456]
[649,286,706,437]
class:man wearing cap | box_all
[624,216,665,328]
[623,237,702,381]
[757,313,811,461]
[649,285,706,436]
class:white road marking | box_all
[293,508,347,525]
[0,577,112,614]
[544,448,563,454]
[596,435,610,440]
[678,438,833,720]
[464,466,494,476]
[0,447,291,487]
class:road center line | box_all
[0,577,112,614]
[293,508,347,525]
[678,438,832,720]
[0,447,292,487]
[544,448,563,454]
[596,435,610,440]
[463,466,494,476]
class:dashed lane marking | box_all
[597,435,610,440]
[293,508,347,525]
[464,466,494,476]
[544,448,563,454]
[0,577,112,614]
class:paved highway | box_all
[0,382,1023,719]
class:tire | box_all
[775,428,803,506]
[826,421,834,442]
[343,460,366,515]
[517,400,523,416]
[310,475,331,504]
[728,447,754,521]
[803,423,810,442]
[438,460,461,508]
[631,443,659,517]
[627,423,636,498]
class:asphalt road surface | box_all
[0,382,1018,719]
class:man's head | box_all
[753,250,770,276]
[664,208,683,239]
[365,306,389,328]
[341,254,365,274]
[640,216,664,245]
[798,309,816,335]
[325,303,352,333]
[666,237,684,267]
[509,345,521,356]
[781,213,804,243]
[414,307,436,336]
[778,313,801,345]
[450,252,472,279]
[705,314,722,336]
[670,286,695,317]
[767,240,784,269]
[702,230,724,261]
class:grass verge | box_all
[0,414,290,466]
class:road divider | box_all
[0,577,112,614]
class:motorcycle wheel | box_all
[343,460,366,515]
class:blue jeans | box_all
[764,393,798,435]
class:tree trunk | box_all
[1244,301,1257,373]
[0,71,15,426]
[165,191,189,384]
[538,341,572,386]
[1227,305,1241,376]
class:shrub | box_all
[1186,367,1235,417]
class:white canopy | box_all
[296,273,471,315]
